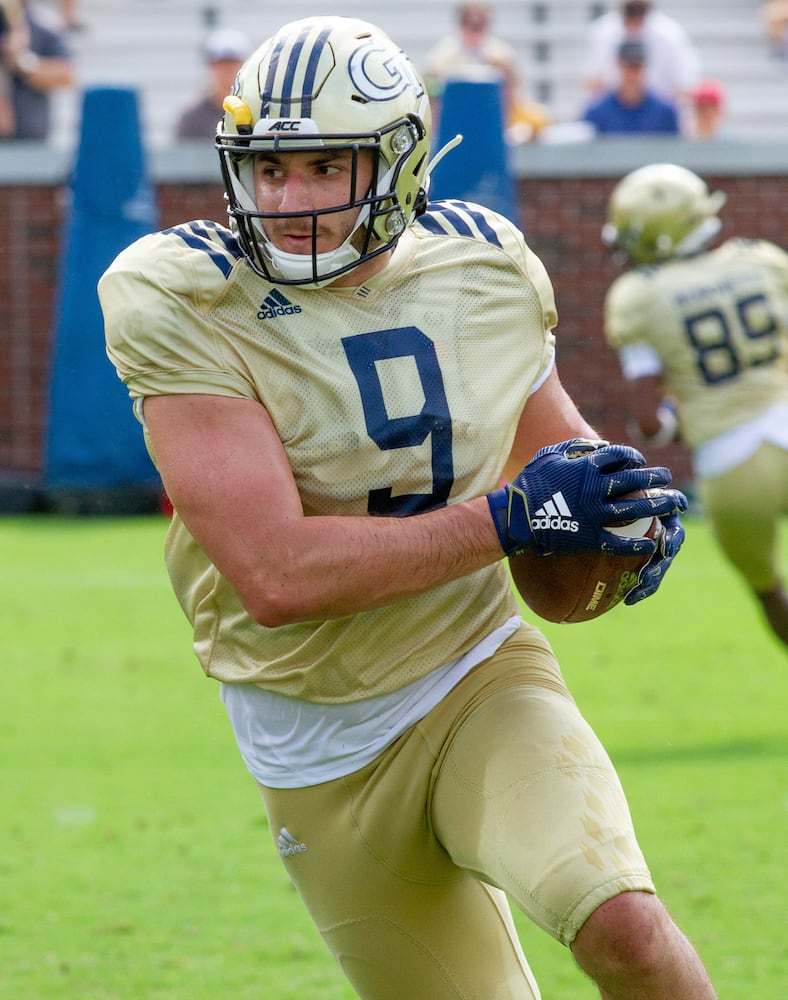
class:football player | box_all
[603,163,788,648]
[99,17,715,999]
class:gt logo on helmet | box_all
[349,41,424,103]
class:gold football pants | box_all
[257,623,654,999]
[699,440,788,594]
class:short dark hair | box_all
[622,1,651,19]
[459,3,491,29]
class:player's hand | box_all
[624,509,685,605]
[628,398,680,448]
[487,437,687,557]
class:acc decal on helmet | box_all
[602,163,726,265]
[216,16,433,287]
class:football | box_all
[508,503,660,624]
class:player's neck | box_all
[328,248,393,288]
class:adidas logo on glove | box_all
[530,491,579,533]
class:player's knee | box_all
[570,891,671,980]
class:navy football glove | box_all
[624,509,685,605]
[487,438,687,557]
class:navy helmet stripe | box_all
[298,27,332,117]
[266,25,333,118]
[261,37,287,117]
[278,28,309,116]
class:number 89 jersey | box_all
[100,200,557,702]
[604,237,788,450]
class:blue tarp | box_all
[45,86,159,489]
[428,78,519,226]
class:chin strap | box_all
[264,241,362,288]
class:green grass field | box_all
[1,513,785,999]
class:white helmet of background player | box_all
[602,163,727,265]
[216,16,433,286]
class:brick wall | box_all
[3,172,788,492]
[0,183,65,473]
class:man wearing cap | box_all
[176,27,252,139]
[423,3,521,130]
[584,1,700,103]
[689,79,729,140]
[581,38,680,135]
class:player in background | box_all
[603,164,788,648]
[99,17,715,999]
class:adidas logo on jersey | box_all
[257,288,302,320]
[277,827,308,858]
[531,491,579,532]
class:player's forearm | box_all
[144,394,502,625]
[225,496,503,627]
[11,55,74,92]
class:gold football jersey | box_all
[605,238,788,450]
[100,202,557,702]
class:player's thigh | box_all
[257,723,540,998]
[699,442,788,590]
[431,630,653,947]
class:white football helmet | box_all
[602,163,726,265]
[216,16,432,286]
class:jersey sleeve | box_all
[603,271,665,379]
[99,226,254,403]
[603,270,651,351]
[748,238,788,293]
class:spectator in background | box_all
[56,0,79,30]
[687,79,729,140]
[176,27,251,139]
[0,0,74,141]
[0,0,24,136]
[423,3,531,135]
[41,1,80,30]
[584,1,700,104]
[582,39,680,135]
[762,1,788,61]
